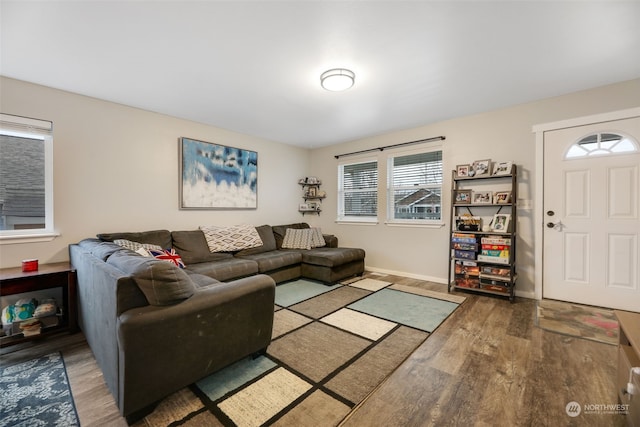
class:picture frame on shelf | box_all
[453,189,472,204]
[471,159,491,177]
[456,215,481,232]
[306,186,317,197]
[472,191,493,204]
[307,201,320,211]
[456,164,470,178]
[299,203,310,211]
[491,213,511,232]
[494,191,512,204]
[492,161,513,176]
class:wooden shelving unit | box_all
[447,164,518,302]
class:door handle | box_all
[547,221,564,230]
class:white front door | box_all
[543,117,640,311]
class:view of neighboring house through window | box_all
[0,114,53,237]
[387,149,442,223]
[338,160,378,221]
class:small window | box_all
[565,132,638,159]
[338,160,378,221]
[0,114,55,240]
[387,149,443,223]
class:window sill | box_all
[335,218,379,225]
[384,221,445,229]
[0,232,60,245]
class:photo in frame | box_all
[454,190,472,204]
[472,191,493,204]
[491,213,511,232]
[456,164,470,178]
[494,191,512,204]
[492,161,513,176]
[179,137,257,209]
[471,159,491,177]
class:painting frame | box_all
[494,191,512,204]
[492,161,513,176]
[454,189,472,204]
[491,213,511,232]
[179,137,258,210]
[471,159,491,177]
[456,164,470,178]
[472,190,493,204]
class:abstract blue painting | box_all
[179,137,257,209]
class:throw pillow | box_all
[282,228,313,250]
[310,227,326,248]
[149,248,186,268]
[107,252,195,306]
[113,239,163,252]
[200,224,263,253]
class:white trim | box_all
[384,220,445,229]
[0,232,59,244]
[335,219,378,225]
[366,265,447,284]
[532,107,640,301]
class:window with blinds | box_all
[387,150,442,222]
[0,113,55,239]
[338,160,378,220]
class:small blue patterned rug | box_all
[0,352,80,427]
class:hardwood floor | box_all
[1,273,626,426]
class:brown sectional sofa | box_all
[69,222,364,422]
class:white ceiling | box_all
[1,1,639,148]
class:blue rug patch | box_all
[196,355,277,402]
[0,352,79,427]
[348,288,459,332]
[275,279,341,307]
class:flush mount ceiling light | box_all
[320,68,355,91]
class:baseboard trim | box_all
[365,266,447,285]
[365,265,535,300]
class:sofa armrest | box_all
[323,234,338,248]
[116,274,275,415]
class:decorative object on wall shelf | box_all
[298,177,324,215]
[179,137,258,210]
[470,159,491,177]
[492,160,513,176]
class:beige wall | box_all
[0,77,310,268]
[2,76,639,298]
[309,78,640,298]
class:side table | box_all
[616,310,640,427]
[0,261,78,348]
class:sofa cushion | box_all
[171,230,234,264]
[185,258,259,282]
[107,252,195,306]
[235,225,277,256]
[300,247,366,268]
[78,238,127,261]
[188,273,221,289]
[97,230,172,250]
[200,224,263,253]
[237,250,302,273]
[272,223,310,249]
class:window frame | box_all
[336,157,379,224]
[0,114,57,243]
[385,146,444,227]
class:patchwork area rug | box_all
[131,277,464,427]
[536,299,619,345]
[0,352,80,427]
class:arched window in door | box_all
[565,132,639,159]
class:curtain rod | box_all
[334,135,446,159]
